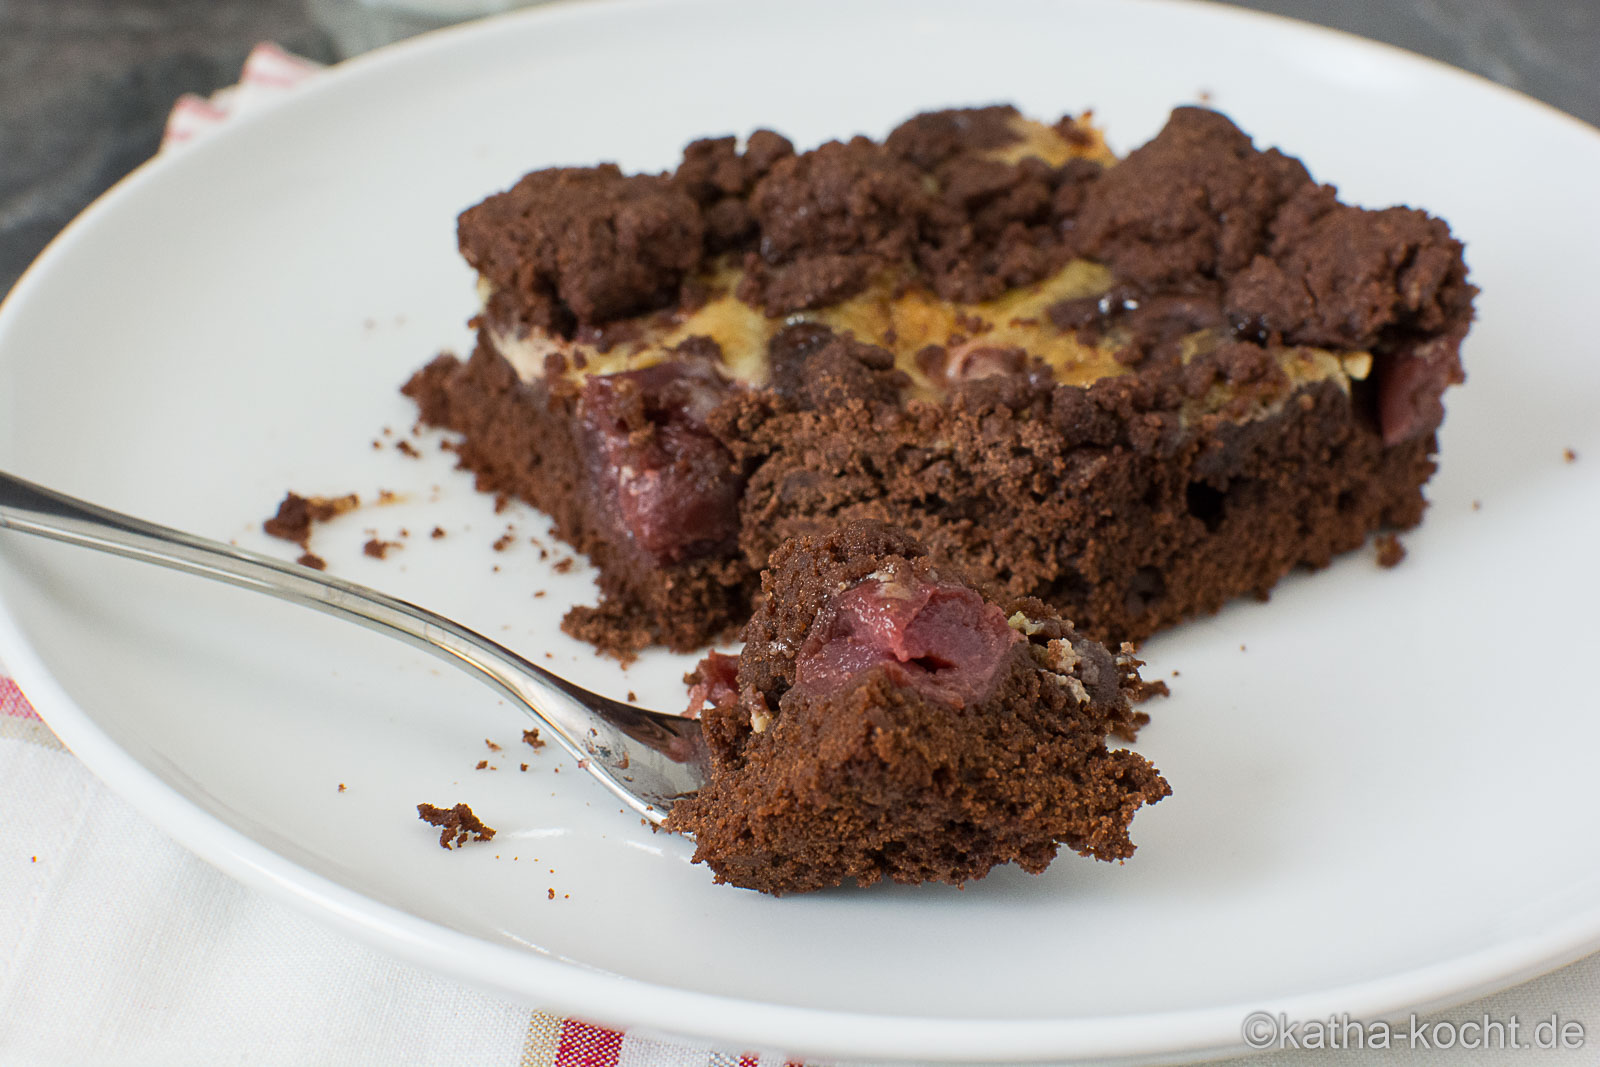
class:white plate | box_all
[3,0,1599,1060]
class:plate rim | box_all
[3,0,1600,1058]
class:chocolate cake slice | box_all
[404,104,1473,657]
[666,522,1168,895]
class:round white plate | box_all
[3,0,1599,1060]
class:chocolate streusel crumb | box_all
[417,802,496,849]
[1375,533,1407,568]
[458,166,705,332]
[362,538,399,560]
[264,491,359,547]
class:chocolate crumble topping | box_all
[459,166,705,332]
[883,105,1025,168]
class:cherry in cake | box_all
[666,521,1170,895]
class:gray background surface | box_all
[2,0,1597,298]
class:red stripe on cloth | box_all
[240,69,308,89]
[554,1019,624,1067]
[171,92,228,121]
[241,41,322,87]
[1,677,41,720]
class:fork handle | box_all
[0,469,704,821]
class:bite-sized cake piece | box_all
[405,104,1474,657]
[665,521,1170,895]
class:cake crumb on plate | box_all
[1375,533,1406,568]
[417,802,496,849]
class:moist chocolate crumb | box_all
[560,602,648,664]
[297,552,327,571]
[547,888,555,900]
[337,783,346,793]
[1131,678,1172,702]
[431,526,447,539]
[520,763,528,772]
[417,802,496,849]
[626,691,637,703]
[1564,448,1578,463]
[522,728,545,750]
[475,759,489,770]
[396,440,421,458]
[363,538,400,560]
[493,530,515,551]
[552,557,575,574]
[1375,533,1406,568]
[485,739,501,752]
[264,491,359,547]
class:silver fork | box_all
[0,470,710,824]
